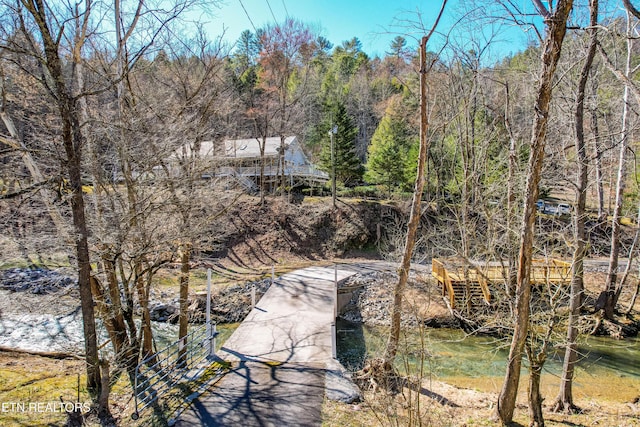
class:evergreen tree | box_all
[318,101,364,186]
[388,36,408,59]
[232,30,261,76]
[365,101,414,195]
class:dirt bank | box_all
[206,196,401,267]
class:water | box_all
[336,319,640,382]
[4,310,638,390]
[0,312,88,353]
[0,311,237,355]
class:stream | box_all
[0,311,237,355]
[336,319,640,400]
[2,308,639,402]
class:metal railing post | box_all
[333,264,338,359]
[206,269,214,357]
[213,323,217,354]
[334,264,338,319]
[132,364,140,420]
[331,322,337,359]
[251,284,256,309]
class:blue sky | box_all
[204,0,531,61]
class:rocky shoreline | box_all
[0,268,76,294]
[0,267,444,327]
[0,267,273,325]
[1,266,638,338]
[338,271,456,327]
[337,269,640,338]
[147,279,272,323]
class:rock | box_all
[325,359,362,404]
[149,303,179,323]
[0,268,75,294]
[183,278,273,324]
[338,271,451,328]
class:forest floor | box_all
[1,347,637,427]
[323,380,640,427]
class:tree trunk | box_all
[260,136,266,203]
[98,360,111,419]
[119,259,139,345]
[495,1,573,423]
[626,275,640,315]
[615,206,640,303]
[114,1,163,369]
[600,12,634,319]
[66,107,101,397]
[135,261,155,363]
[89,275,127,356]
[528,356,545,427]
[555,0,597,412]
[527,312,555,426]
[504,82,518,298]
[384,32,434,364]
[590,80,606,221]
[103,259,131,354]
[280,135,287,199]
[23,0,102,397]
[118,144,156,362]
[103,257,140,380]
[178,243,191,367]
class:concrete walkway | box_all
[173,265,362,427]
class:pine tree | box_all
[318,101,364,186]
[365,103,413,195]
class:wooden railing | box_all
[474,270,492,303]
[432,258,456,308]
[530,259,571,284]
[216,165,329,180]
[432,258,570,309]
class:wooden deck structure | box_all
[432,258,571,310]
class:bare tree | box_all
[1,0,218,415]
[495,0,574,424]
[596,7,640,320]
[0,0,103,402]
[0,68,70,247]
[554,0,598,413]
[258,18,317,199]
[383,1,448,367]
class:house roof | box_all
[173,140,217,158]
[223,136,297,158]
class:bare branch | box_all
[623,0,640,20]
[533,0,552,19]
[596,39,640,105]
[0,178,56,199]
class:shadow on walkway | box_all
[173,359,325,426]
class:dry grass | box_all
[3,349,637,427]
[0,350,169,426]
[323,375,640,427]
[0,352,93,426]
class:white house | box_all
[213,136,328,193]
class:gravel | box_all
[339,271,426,328]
